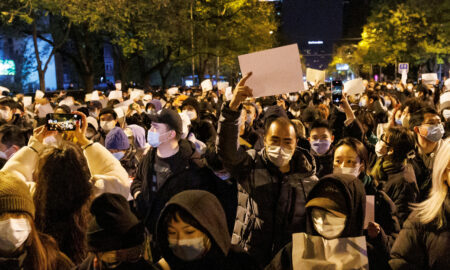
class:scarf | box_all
[370,157,404,182]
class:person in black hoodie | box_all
[155,190,259,270]
[181,97,217,145]
[266,173,366,270]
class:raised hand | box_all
[230,72,253,111]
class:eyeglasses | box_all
[380,134,391,147]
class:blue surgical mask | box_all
[112,151,125,160]
[147,131,162,148]
[359,100,367,107]
[395,119,402,126]
[311,140,331,155]
[422,124,444,142]
[214,171,231,181]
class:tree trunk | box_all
[32,21,46,91]
[82,73,94,92]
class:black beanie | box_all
[87,193,144,252]
[182,97,200,115]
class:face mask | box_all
[333,165,360,178]
[112,151,125,160]
[184,110,196,121]
[289,95,298,102]
[168,237,206,261]
[443,110,450,121]
[246,114,253,125]
[386,85,392,90]
[311,140,331,155]
[0,151,7,160]
[89,111,98,118]
[0,218,31,253]
[375,140,388,157]
[43,135,58,146]
[100,121,116,132]
[420,124,444,142]
[213,97,218,103]
[86,130,96,139]
[147,131,170,148]
[266,145,294,168]
[359,100,367,107]
[385,100,391,108]
[407,85,413,91]
[311,208,346,239]
[0,109,10,120]
[395,118,402,126]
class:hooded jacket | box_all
[156,190,259,270]
[266,174,366,270]
[218,104,319,267]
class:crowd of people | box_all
[0,74,449,270]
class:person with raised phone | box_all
[217,72,319,267]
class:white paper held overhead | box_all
[344,78,365,95]
[306,68,326,84]
[225,87,233,101]
[108,91,122,100]
[238,44,304,97]
[201,79,213,92]
[422,73,438,85]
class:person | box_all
[99,108,119,135]
[130,109,216,239]
[155,190,259,270]
[1,112,130,264]
[333,137,401,270]
[0,124,27,161]
[217,73,318,266]
[409,106,445,202]
[105,127,139,178]
[75,193,156,270]
[181,97,217,145]
[308,119,335,178]
[0,171,74,269]
[371,126,419,225]
[390,138,450,270]
[266,173,366,270]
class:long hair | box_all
[33,141,92,264]
[411,138,450,228]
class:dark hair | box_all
[0,124,27,148]
[402,98,425,115]
[334,137,369,173]
[310,119,332,134]
[106,99,121,109]
[33,141,92,264]
[55,105,71,114]
[88,101,103,110]
[385,126,415,163]
[77,107,89,117]
[99,108,118,120]
[408,106,439,130]
[264,117,297,137]
[355,109,377,135]
[0,97,16,109]
[366,91,379,102]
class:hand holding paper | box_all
[230,72,253,111]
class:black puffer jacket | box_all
[265,174,366,270]
[217,104,318,267]
[130,139,216,234]
[156,190,260,270]
[390,193,450,270]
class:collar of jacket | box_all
[0,251,27,269]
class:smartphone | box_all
[331,80,343,104]
[46,113,81,131]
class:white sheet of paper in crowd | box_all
[225,87,233,101]
[23,96,32,107]
[91,91,100,101]
[108,90,122,100]
[167,87,179,96]
[238,44,304,97]
[130,89,144,101]
[306,68,326,84]
[85,93,92,102]
[440,92,450,109]
[35,90,45,99]
[114,107,125,119]
[401,70,407,85]
[201,79,213,92]
[344,78,365,95]
[292,233,369,270]
[364,195,375,229]
[217,81,229,91]
[0,86,10,93]
[37,103,54,118]
[304,81,309,90]
[422,73,438,85]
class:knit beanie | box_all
[105,127,130,150]
[0,171,35,218]
[87,193,144,252]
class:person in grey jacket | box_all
[217,73,318,267]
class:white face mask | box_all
[266,145,294,168]
[0,218,31,253]
[333,165,360,178]
[311,208,346,239]
[0,151,7,160]
[100,121,116,132]
[168,237,207,261]
[0,109,10,121]
[443,110,450,121]
[183,110,196,121]
[375,140,388,157]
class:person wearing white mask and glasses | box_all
[0,171,73,269]
[99,108,119,136]
[217,72,318,267]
